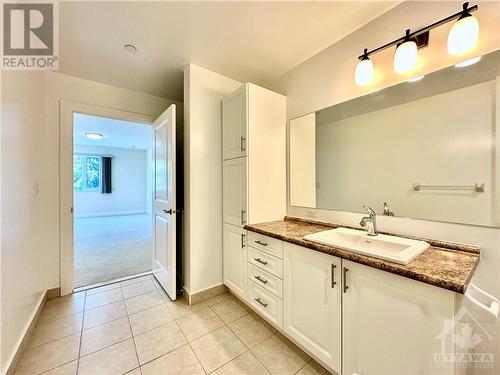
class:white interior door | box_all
[152,104,177,300]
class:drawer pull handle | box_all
[255,298,268,308]
[331,264,337,288]
[240,136,246,151]
[254,258,268,266]
[343,267,349,293]
[254,275,268,284]
[254,240,268,246]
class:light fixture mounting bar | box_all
[358,3,478,60]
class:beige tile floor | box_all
[15,275,333,375]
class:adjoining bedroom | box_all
[73,113,153,288]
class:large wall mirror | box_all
[289,49,500,227]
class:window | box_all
[74,155,101,192]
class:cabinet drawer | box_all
[248,231,283,258]
[248,281,283,329]
[248,247,283,278]
[248,264,283,298]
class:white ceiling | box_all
[59,1,398,101]
[74,113,152,150]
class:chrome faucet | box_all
[383,202,395,216]
[360,205,378,236]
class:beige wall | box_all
[1,70,177,373]
[1,71,49,373]
[183,64,242,294]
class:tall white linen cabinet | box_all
[222,83,286,301]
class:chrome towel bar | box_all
[413,182,485,192]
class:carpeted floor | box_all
[74,214,152,288]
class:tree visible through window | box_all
[74,155,101,192]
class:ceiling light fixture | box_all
[85,132,104,140]
[354,2,478,86]
[123,44,137,53]
[394,30,418,74]
[355,49,374,86]
[454,56,481,68]
[447,2,479,55]
[407,75,425,83]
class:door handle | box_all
[240,209,246,225]
[163,209,179,215]
[331,264,337,288]
[241,234,245,249]
[240,136,246,151]
[343,267,349,293]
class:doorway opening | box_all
[72,113,153,288]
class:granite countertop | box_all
[244,216,480,294]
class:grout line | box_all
[37,358,78,375]
[78,336,133,360]
[29,282,318,375]
[75,291,87,375]
[75,272,153,293]
[123,284,143,373]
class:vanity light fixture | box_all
[355,49,374,86]
[354,2,478,86]
[447,2,480,55]
[85,132,104,140]
[454,56,481,67]
[407,75,424,83]
[394,30,418,73]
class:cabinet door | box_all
[223,157,247,226]
[342,260,454,375]
[283,243,341,374]
[223,223,247,299]
[222,85,247,160]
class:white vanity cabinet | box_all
[283,243,342,374]
[342,260,455,375]
[222,83,286,300]
[222,223,247,299]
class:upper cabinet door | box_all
[222,85,247,160]
[342,260,455,375]
[223,157,247,226]
[283,243,341,374]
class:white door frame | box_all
[59,101,155,296]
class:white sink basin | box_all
[303,227,430,265]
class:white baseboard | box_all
[75,210,147,218]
